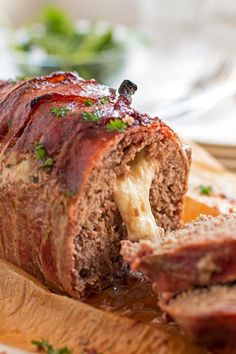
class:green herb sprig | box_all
[35,143,54,168]
[65,190,76,197]
[82,109,101,123]
[42,157,54,167]
[106,118,127,133]
[100,96,110,105]
[51,106,70,117]
[32,339,72,354]
[35,143,47,160]
[199,185,213,196]
[84,99,94,107]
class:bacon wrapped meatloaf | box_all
[0,72,190,299]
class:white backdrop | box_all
[0,0,139,27]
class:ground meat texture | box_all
[122,213,236,293]
[159,284,236,347]
[0,72,190,299]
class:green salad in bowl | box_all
[12,6,127,83]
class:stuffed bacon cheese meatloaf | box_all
[0,72,190,299]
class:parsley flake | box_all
[100,96,110,105]
[65,190,76,197]
[42,158,54,168]
[106,119,127,133]
[82,110,101,123]
[35,143,54,168]
[199,185,213,196]
[32,339,72,354]
[51,106,70,117]
[85,99,94,107]
[35,143,47,160]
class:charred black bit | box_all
[118,80,137,97]
[31,175,39,184]
[30,94,50,108]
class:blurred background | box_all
[0,0,236,169]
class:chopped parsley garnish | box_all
[100,96,110,105]
[106,118,127,133]
[35,143,54,168]
[199,185,213,196]
[82,109,101,123]
[32,339,72,354]
[42,157,54,168]
[51,106,70,117]
[65,190,76,197]
[85,99,94,107]
[35,143,47,160]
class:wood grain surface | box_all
[0,260,205,354]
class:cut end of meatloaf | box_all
[167,212,236,245]
[73,126,190,298]
[113,149,165,242]
[160,284,236,346]
[121,213,236,293]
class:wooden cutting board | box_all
[0,259,205,354]
[183,140,236,222]
[1,142,235,354]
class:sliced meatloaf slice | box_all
[0,72,190,299]
[121,213,236,293]
[159,284,236,346]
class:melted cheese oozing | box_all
[1,159,33,184]
[114,151,161,241]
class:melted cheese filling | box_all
[114,150,161,241]
[1,159,33,184]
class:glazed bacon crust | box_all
[0,72,190,298]
[0,72,166,193]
